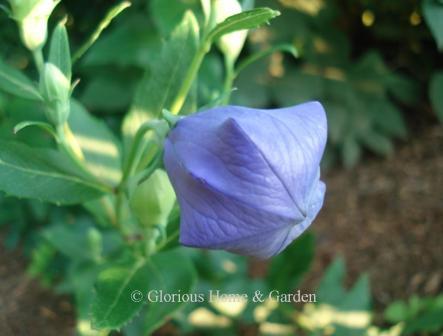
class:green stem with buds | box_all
[116,120,169,228]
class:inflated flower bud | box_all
[130,169,176,228]
[8,0,59,50]
[164,102,327,259]
[39,63,70,126]
[214,0,247,62]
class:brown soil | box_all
[0,244,75,336]
[306,125,443,306]
[0,125,442,335]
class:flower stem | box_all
[169,40,211,115]
[32,49,44,75]
[120,120,168,186]
[221,56,235,105]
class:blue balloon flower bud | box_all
[164,102,327,259]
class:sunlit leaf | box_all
[122,11,199,151]
[208,7,280,42]
[143,249,196,334]
[91,258,151,329]
[91,249,196,331]
[69,100,122,186]
[0,140,105,204]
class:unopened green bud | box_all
[40,62,70,126]
[8,0,59,50]
[130,169,176,228]
[87,228,102,261]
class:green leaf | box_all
[384,295,443,334]
[266,233,314,292]
[91,249,196,331]
[80,75,135,112]
[67,262,104,336]
[0,59,42,100]
[317,257,371,311]
[143,249,196,334]
[73,1,131,63]
[91,258,151,330]
[360,131,394,156]
[122,11,199,146]
[404,306,443,334]
[340,274,370,311]
[150,0,201,36]
[27,241,57,286]
[82,14,161,68]
[385,73,419,105]
[423,0,443,50]
[69,100,122,186]
[13,121,57,139]
[430,71,443,123]
[49,20,72,80]
[385,301,410,322]
[208,7,280,42]
[371,100,407,139]
[43,219,102,261]
[326,103,347,145]
[0,4,11,16]
[317,257,347,306]
[0,140,105,204]
[342,137,361,169]
[272,69,324,105]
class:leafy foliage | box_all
[91,249,196,331]
[266,233,314,292]
[91,258,151,329]
[0,58,42,100]
[385,295,443,334]
[423,0,443,50]
[0,0,441,334]
[208,7,280,41]
[0,140,105,204]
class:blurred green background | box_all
[0,0,442,335]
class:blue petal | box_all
[164,102,327,258]
[169,115,304,220]
[164,138,296,258]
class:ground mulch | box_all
[0,244,75,336]
[306,125,443,307]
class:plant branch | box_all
[72,1,131,64]
[32,49,44,75]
